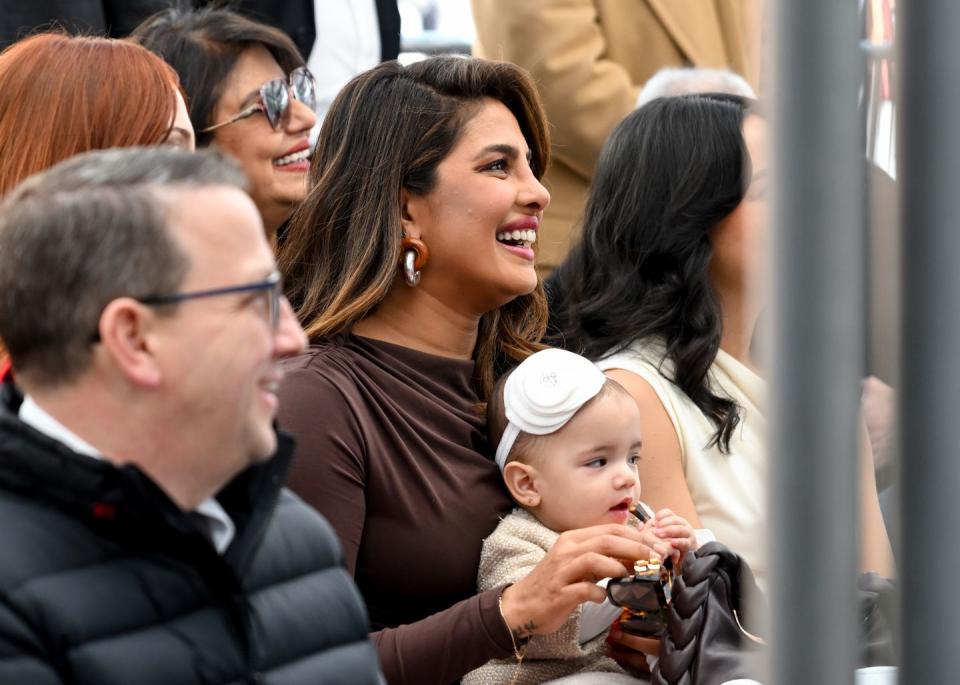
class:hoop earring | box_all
[400,238,429,287]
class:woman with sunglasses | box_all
[132,7,318,243]
[275,56,662,685]
[0,33,193,197]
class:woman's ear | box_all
[503,461,541,508]
[399,188,424,240]
[96,298,163,388]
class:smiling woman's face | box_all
[208,45,316,238]
[401,98,551,316]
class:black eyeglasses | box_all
[90,272,284,344]
[138,270,283,329]
[202,66,317,133]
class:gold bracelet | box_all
[497,590,526,665]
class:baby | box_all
[464,348,698,685]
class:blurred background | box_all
[397,0,472,61]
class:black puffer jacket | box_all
[0,385,382,684]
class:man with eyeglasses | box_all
[0,147,383,684]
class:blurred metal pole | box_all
[769,0,863,681]
[900,1,960,681]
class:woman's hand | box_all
[652,508,698,566]
[499,524,670,638]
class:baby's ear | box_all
[502,461,541,508]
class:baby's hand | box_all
[652,508,698,565]
[635,519,672,562]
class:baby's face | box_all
[525,390,643,533]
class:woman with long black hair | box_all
[549,94,892,593]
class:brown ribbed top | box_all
[278,333,515,684]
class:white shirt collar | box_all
[19,394,101,458]
[18,395,235,554]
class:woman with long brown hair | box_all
[277,56,664,684]
[0,33,193,197]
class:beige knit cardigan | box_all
[462,509,626,685]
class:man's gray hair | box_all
[0,147,248,386]
[638,67,756,107]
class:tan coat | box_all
[472,0,761,271]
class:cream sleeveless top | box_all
[598,340,767,588]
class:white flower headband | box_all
[494,348,607,470]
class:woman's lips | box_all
[497,242,535,261]
[495,216,539,262]
[273,143,311,171]
[500,216,540,232]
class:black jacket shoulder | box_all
[0,389,381,684]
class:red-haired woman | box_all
[0,33,194,197]
[0,32,195,372]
